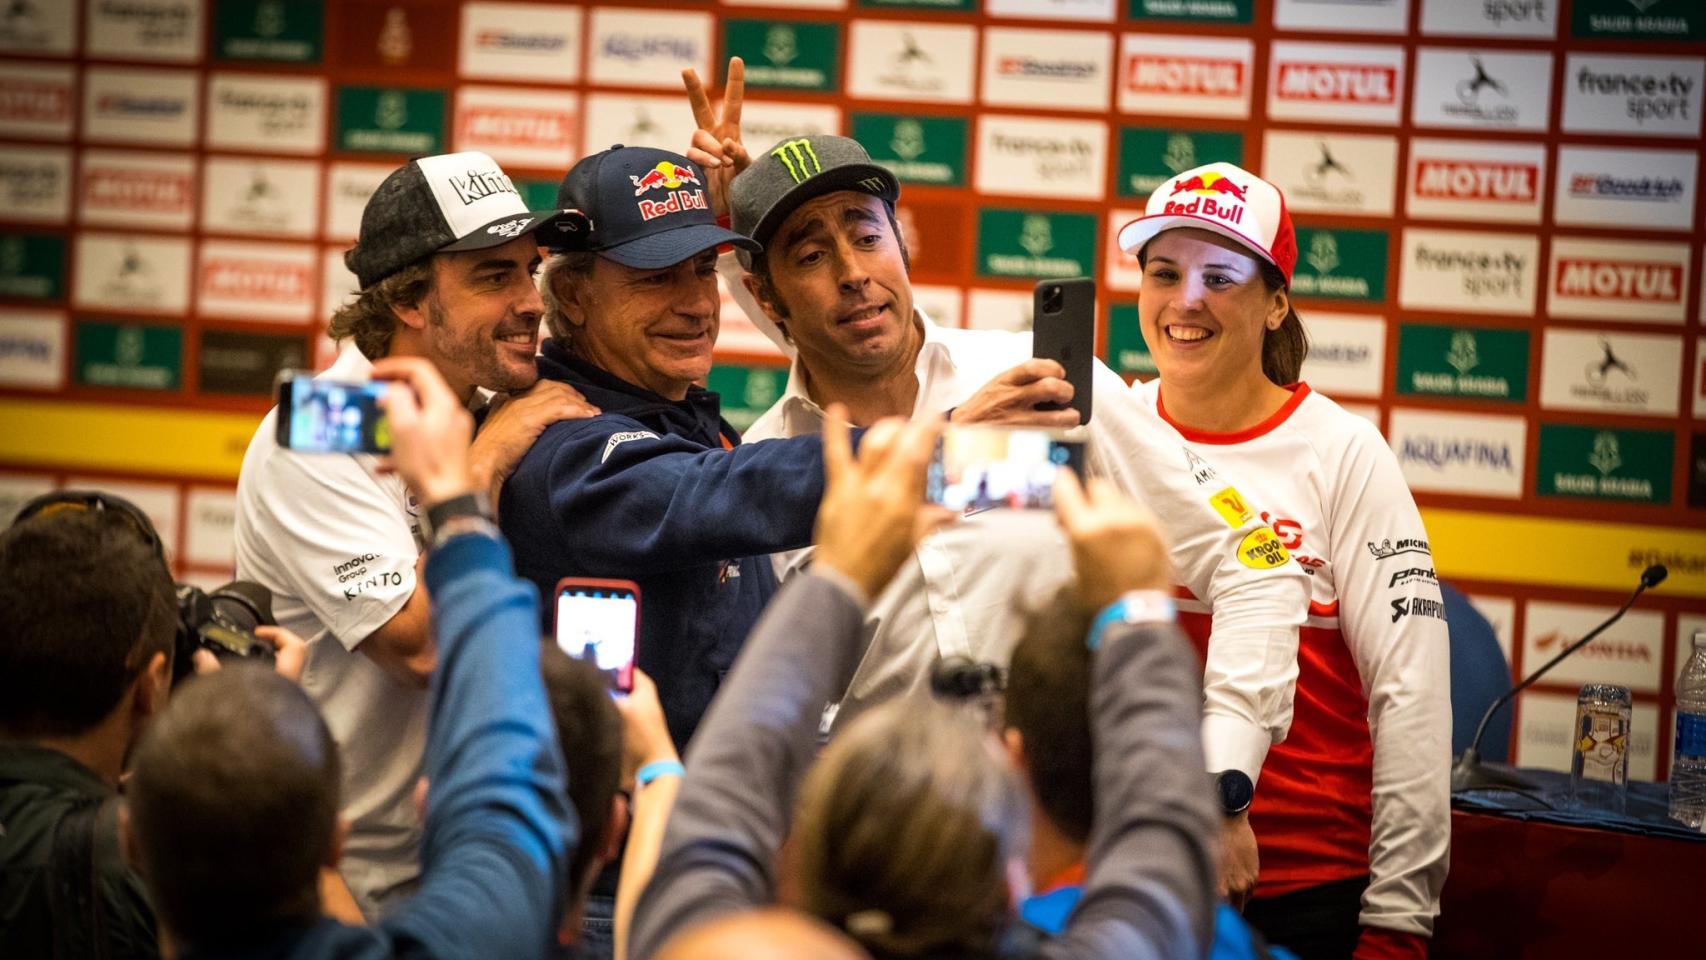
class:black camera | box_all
[173,580,277,681]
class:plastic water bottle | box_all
[1670,630,1706,829]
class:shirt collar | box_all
[0,743,110,797]
[774,308,960,428]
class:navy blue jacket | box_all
[500,339,825,747]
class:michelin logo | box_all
[602,430,660,463]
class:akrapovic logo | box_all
[1415,160,1537,202]
[1554,260,1683,303]
[1275,63,1397,104]
[1125,56,1243,96]
[448,168,517,205]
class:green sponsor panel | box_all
[75,321,182,390]
[215,0,324,63]
[851,113,967,187]
[198,329,307,395]
[0,233,66,300]
[724,20,840,92]
[976,209,1097,280]
[1129,0,1254,24]
[859,0,974,10]
[1117,127,1244,198]
[1289,227,1387,302]
[706,364,789,433]
[1104,304,1156,377]
[336,86,446,155]
[1537,424,1672,505]
[1396,325,1528,402]
[1571,0,1703,42]
[516,178,558,212]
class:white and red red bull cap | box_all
[1116,162,1297,286]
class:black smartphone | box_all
[275,371,391,454]
[927,425,1084,514]
[1031,277,1096,425]
[554,578,640,694]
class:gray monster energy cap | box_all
[729,134,900,270]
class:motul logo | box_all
[1126,56,1244,96]
[1414,161,1537,202]
[201,260,311,302]
[1555,260,1682,302]
[0,82,70,122]
[457,109,573,147]
[84,169,191,211]
[1276,63,1396,104]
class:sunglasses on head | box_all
[13,489,167,562]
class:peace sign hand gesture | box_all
[682,57,749,219]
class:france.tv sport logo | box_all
[630,161,700,195]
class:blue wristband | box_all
[636,760,685,787]
[1089,591,1177,650]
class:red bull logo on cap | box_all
[1163,171,1247,226]
[630,161,702,196]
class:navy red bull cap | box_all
[550,144,759,269]
[1116,162,1297,286]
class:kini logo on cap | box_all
[1117,161,1297,285]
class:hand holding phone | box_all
[276,371,391,454]
[554,578,640,694]
[927,425,1083,514]
[1032,277,1095,425]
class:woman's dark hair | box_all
[1136,245,1309,386]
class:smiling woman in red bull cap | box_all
[1117,164,1452,960]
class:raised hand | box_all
[682,57,748,218]
[1052,467,1173,612]
[951,359,1082,429]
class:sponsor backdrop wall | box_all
[0,0,1702,776]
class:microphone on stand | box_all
[1450,564,1668,793]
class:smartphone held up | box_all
[928,426,1083,515]
[276,371,392,455]
[555,578,639,695]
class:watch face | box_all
[1217,770,1253,814]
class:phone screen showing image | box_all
[927,427,1082,514]
[281,376,391,454]
[555,584,638,694]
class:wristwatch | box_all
[1215,769,1254,817]
[420,491,497,548]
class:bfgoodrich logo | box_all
[1553,146,1696,232]
[983,27,1111,112]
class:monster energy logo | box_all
[770,139,821,184]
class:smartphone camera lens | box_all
[1041,284,1064,315]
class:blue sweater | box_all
[500,339,826,747]
[184,533,573,960]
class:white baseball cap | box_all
[1116,162,1298,286]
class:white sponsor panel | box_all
[1405,138,1546,224]
[1523,602,1665,695]
[320,247,359,322]
[77,149,196,230]
[847,20,976,105]
[454,85,579,170]
[965,288,1034,334]
[0,309,65,389]
[201,156,319,239]
[723,0,844,6]
[205,73,327,156]
[74,233,192,313]
[1411,48,1552,132]
[1696,335,1706,419]
[742,100,842,151]
[197,240,316,323]
[1548,237,1690,325]
[0,0,77,55]
[1466,593,1515,665]
[914,284,962,329]
[1117,34,1253,120]
[1539,328,1681,417]
[981,27,1113,113]
[0,474,57,531]
[1267,41,1405,127]
[323,163,394,242]
[586,8,712,90]
[1419,0,1556,38]
[714,273,784,359]
[1564,53,1704,139]
[0,145,70,222]
[459,2,582,82]
[86,0,202,62]
[1515,690,1659,780]
[0,62,75,139]
[184,487,238,567]
[1298,312,1386,399]
[83,66,199,146]
[1386,408,1526,498]
[1103,206,1144,292]
[1261,130,1397,217]
[582,93,698,156]
[65,476,180,557]
[1399,228,1540,317]
[1553,145,1697,233]
[1275,0,1410,34]
[975,114,1107,202]
[985,0,1115,21]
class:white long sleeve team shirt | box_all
[1132,379,1451,939]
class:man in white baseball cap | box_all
[233,151,600,917]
